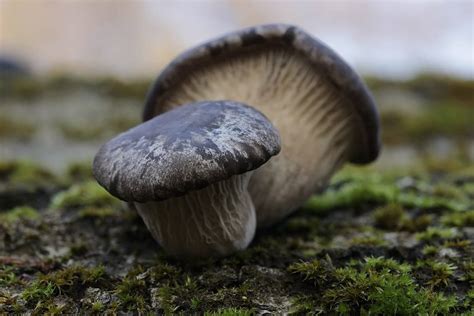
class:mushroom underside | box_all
[134,173,255,258]
[150,47,358,225]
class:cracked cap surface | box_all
[93,100,281,202]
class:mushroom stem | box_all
[134,173,256,258]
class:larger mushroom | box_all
[93,100,280,257]
[143,24,381,226]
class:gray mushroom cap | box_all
[93,100,281,202]
[143,23,380,164]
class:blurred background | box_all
[1,0,473,172]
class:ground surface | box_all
[0,75,473,314]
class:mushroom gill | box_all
[149,48,358,226]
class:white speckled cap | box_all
[93,100,281,202]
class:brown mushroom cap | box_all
[143,23,380,164]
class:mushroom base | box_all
[134,173,256,258]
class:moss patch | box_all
[0,206,39,224]
[0,160,56,187]
[1,73,473,313]
[0,116,36,141]
[50,180,119,210]
[1,75,150,100]
[304,166,473,214]
[0,163,472,314]
[289,257,458,314]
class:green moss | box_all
[400,192,469,212]
[2,77,44,99]
[366,73,473,145]
[21,281,56,304]
[1,116,473,314]
[204,308,253,316]
[289,259,330,285]
[50,180,119,210]
[91,301,105,313]
[461,182,474,196]
[381,102,474,145]
[290,256,457,314]
[0,160,56,186]
[147,263,181,282]
[405,73,474,103]
[65,162,94,182]
[422,156,473,174]
[461,262,474,283]
[0,206,39,223]
[45,302,66,315]
[304,167,472,214]
[94,77,149,99]
[408,103,473,139]
[21,265,107,307]
[44,265,106,286]
[373,203,406,230]
[441,210,474,227]
[350,235,386,247]
[115,267,147,311]
[56,122,105,142]
[0,265,22,286]
[400,214,433,232]
[78,206,118,218]
[443,239,471,249]
[68,242,89,257]
[1,75,150,100]
[416,227,459,241]
[57,116,139,142]
[156,275,206,313]
[190,297,201,310]
[304,181,397,213]
[0,116,36,140]
[417,260,457,289]
[432,183,467,200]
[422,245,438,256]
[155,285,178,314]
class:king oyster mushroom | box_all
[142,23,381,226]
[93,100,280,257]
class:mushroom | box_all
[93,100,280,257]
[142,24,381,226]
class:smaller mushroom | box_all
[93,100,280,258]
